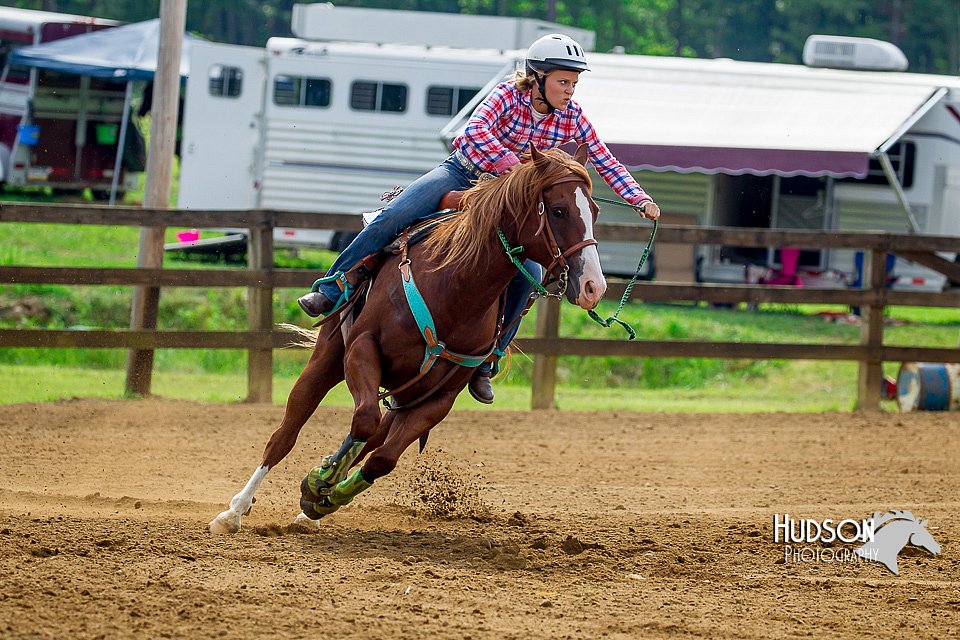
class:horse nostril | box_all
[583,280,605,301]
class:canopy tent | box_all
[9,18,193,80]
[574,53,954,180]
[6,19,195,204]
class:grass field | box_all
[2,216,958,411]
[0,359,893,412]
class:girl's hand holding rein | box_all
[635,200,660,220]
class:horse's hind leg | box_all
[298,333,384,522]
[362,391,457,481]
[209,326,345,534]
[301,391,458,521]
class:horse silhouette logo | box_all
[854,510,941,575]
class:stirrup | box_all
[310,272,355,317]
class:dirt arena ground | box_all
[0,399,957,639]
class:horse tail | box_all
[279,322,319,349]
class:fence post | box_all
[856,249,885,411]
[124,227,164,396]
[531,296,560,409]
[246,224,274,403]
[124,0,187,397]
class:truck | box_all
[0,7,143,199]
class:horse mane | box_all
[423,148,592,273]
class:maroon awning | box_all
[610,143,870,178]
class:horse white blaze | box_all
[574,186,606,309]
[208,464,269,534]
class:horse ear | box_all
[530,144,549,168]
[574,142,589,166]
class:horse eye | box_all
[551,207,565,218]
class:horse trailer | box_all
[533,36,960,290]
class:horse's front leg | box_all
[209,327,344,534]
[298,333,384,524]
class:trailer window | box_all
[209,65,243,98]
[5,65,31,84]
[426,86,481,116]
[273,75,331,107]
[303,78,332,107]
[840,141,916,188]
[350,81,407,113]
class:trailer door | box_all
[179,42,264,209]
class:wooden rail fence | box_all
[2,202,959,410]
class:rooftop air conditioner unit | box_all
[803,35,908,71]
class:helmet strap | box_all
[532,72,556,114]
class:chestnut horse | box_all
[208,144,606,534]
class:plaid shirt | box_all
[453,80,650,205]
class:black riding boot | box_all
[468,370,494,404]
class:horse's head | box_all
[521,144,606,310]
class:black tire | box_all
[91,189,123,201]
[51,187,83,198]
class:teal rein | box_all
[587,196,659,340]
[497,229,549,297]
[496,204,658,340]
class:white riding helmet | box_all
[525,33,590,74]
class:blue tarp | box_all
[9,19,193,80]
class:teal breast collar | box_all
[399,253,500,375]
[376,229,506,410]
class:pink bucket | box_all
[177,229,200,243]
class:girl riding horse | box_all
[210,145,610,533]
[298,33,660,404]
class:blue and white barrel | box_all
[897,363,960,412]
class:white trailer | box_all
[0,7,142,199]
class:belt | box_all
[452,149,482,174]
[452,149,493,180]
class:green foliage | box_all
[0,360,899,412]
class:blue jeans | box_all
[322,152,539,376]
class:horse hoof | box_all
[292,512,322,531]
[300,496,339,520]
[208,512,241,535]
[301,472,334,502]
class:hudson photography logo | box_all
[773,510,941,575]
